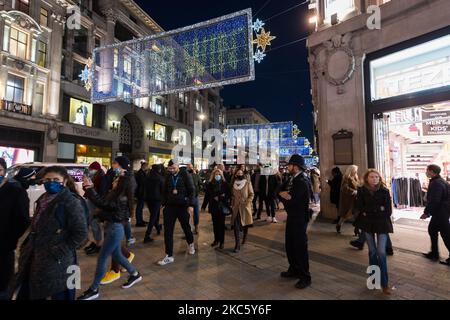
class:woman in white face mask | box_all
[230,169,254,253]
[201,169,230,250]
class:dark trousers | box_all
[0,250,15,300]
[211,210,225,244]
[145,201,162,238]
[258,196,276,218]
[285,218,311,283]
[163,206,194,257]
[233,212,248,247]
[135,199,145,225]
[428,215,450,257]
[252,192,260,214]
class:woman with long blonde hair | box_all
[354,169,394,295]
[336,165,359,233]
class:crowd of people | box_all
[0,152,449,300]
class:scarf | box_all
[233,179,247,190]
[32,193,58,232]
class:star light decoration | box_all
[292,124,301,139]
[252,19,275,64]
[79,58,93,91]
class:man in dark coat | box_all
[0,159,30,300]
[421,164,450,266]
[158,160,196,266]
[258,173,280,222]
[134,162,148,227]
[278,154,311,289]
[143,164,165,243]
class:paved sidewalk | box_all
[77,205,450,300]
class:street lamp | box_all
[199,113,206,121]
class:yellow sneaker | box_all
[120,252,135,272]
[100,270,121,285]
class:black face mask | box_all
[188,170,194,174]
[236,175,244,180]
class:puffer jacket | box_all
[84,188,130,223]
[16,188,87,300]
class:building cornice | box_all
[119,0,163,34]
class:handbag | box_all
[219,202,232,216]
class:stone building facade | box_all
[307,0,450,218]
[0,0,224,170]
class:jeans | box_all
[135,199,145,225]
[192,197,200,226]
[91,223,137,290]
[145,201,162,238]
[365,233,389,288]
[0,250,14,300]
[357,232,392,250]
[124,219,132,241]
[163,206,194,257]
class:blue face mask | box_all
[44,181,64,194]
[215,175,222,182]
[0,176,4,184]
[114,168,121,176]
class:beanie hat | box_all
[89,161,102,171]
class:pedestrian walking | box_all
[134,162,149,227]
[84,161,108,255]
[336,165,359,234]
[143,164,165,243]
[187,163,201,235]
[78,175,142,300]
[230,169,254,253]
[354,169,394,295]
[16,166,87,300]
[202,169,230,249]
[421,164,450,266]
[157,160,196,266]
[258,172,280,223]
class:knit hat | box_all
[0,158,7,171]
[89,161,102,171]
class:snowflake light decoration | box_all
[79,58,93,91]
[253,28,276,52]
[254,50,266,63]
[252,19,265,32]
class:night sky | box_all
[135,0,314,143]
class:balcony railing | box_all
[0,99,32,116]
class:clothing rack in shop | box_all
[391,176,423,208]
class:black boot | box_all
[242,227,248,245]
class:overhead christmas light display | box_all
[252,19,276,64]
[89,9,255,103]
